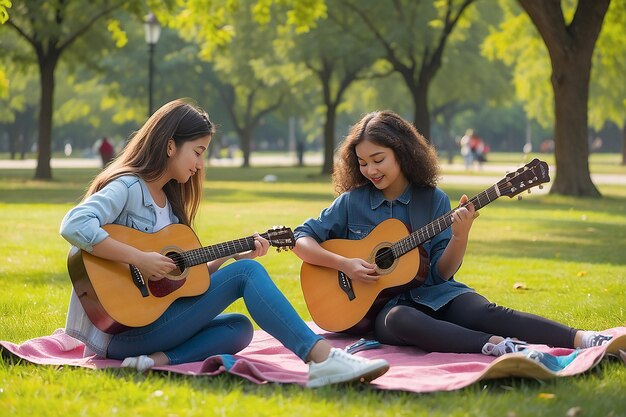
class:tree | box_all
[288,4,383,174]
[2,0,134,179]
[343,0,476,140]
[167,0,327,166]
[209,10,290,167]
[429,2,514,158]
[517,0,610,197]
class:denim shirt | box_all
[60,175,178,357]
[294,183,473,310]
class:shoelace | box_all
[482,339,528,356]
[502,340,528,353]
[333,349,370,363]
[587,334,612,347]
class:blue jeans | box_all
[107,259,322,364]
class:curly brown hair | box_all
[332,111,440,195]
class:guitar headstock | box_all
[263,226,295,252]
[497,158,550,199]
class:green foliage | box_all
[167,0,325,61]
[483,0,625,133]
[482,1,553,128]
[0,69,7,98]
[589,0,626,130]
[0,0,10,24]
[0,0,622,177]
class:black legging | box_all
[374,292,578,353]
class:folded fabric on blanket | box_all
[2,324,625,393]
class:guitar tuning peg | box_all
[527,189,531,194]
[538,185,544,190]
[517,195,523,201]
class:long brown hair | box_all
[332,110,440,195]
[85,99,215,226]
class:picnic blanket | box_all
[2,324,625,393]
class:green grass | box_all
[1,164,625,417]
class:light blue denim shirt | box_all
[60,175,178,356]
[60,175,178,252]
[294,184,473,310]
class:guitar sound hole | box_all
[374,247,395,270]
[166,252,186,277]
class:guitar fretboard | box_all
[179,233,270,267]
[392,184,502,258]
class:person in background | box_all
[98,136,115,167]
[459,129,474,170]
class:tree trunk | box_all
[322,102,337,175]
[519,0,609,197]
[411,86,431,141]
[622,122,626,166]
[550,61,599,196]
[8,122,18,160]
[239,126,253,168]
[34,53,58,180]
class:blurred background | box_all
[1,1,624,194]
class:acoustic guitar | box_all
[67,224,294,334]
[300,159,550,333]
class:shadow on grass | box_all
[205,166,329,183]
[205,186,333,203]
[470,218,626,265]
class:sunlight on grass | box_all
[1,164,625,417]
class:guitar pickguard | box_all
[338,271,355,301]
[148,276,187,297]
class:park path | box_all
[0,155,623,191]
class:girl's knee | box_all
[234,258,268,277]
[379,306,416,332]
[232,314,253,336]
[226,314,254,351]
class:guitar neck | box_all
[182,233,268,267]
[393,184,502,257]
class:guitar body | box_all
[300,218,429,334]
[67,223,209,333]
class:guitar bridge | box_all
[338,271,355,301]
[130,264,149,297]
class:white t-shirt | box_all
[153,199,172,232]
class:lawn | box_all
[0,161,625,417]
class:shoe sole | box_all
[306,362,390,388]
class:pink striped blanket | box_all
[2,324,624,393]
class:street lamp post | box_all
[144,12,161,117]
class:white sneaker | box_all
[121,355,155,372]
[306,348,389,388]
[580,332,612,348]
[482,338,528,357]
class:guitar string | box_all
[181,236,258,267]
[177,231,283,268]
[374,176,533,267]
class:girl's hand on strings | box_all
[342,258,379,283]
[451,194,477,241]
[234,233,270,260]
[137,251,176,280]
